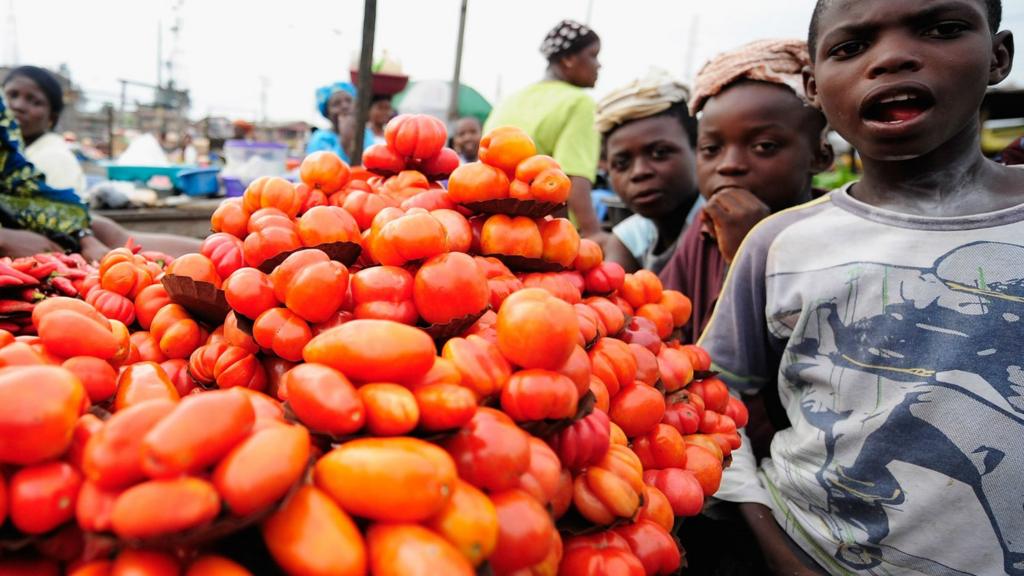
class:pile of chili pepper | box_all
[0,252,96,334]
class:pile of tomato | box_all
[0,116,748,576]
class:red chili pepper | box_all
[0,276,24,288]
[10,258,35,273]
[50,276,78,296]
[0,263,39,284]
[18,288,44,302]
[26,261,58,280]
[0,300,35,314]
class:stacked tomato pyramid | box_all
[0,115,748,575]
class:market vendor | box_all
[3,66,86,197]
[484,19,604,239]
[594,69,700,274]
[306,82,375,163]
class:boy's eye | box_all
[924,21,969,38]
[828,40,868,59]
[699,145,720,157]
[650,147,672,160]
[610,158,630,172]
[753,142,780,154]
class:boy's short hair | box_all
[596,70,698,146]
[808,0,1003,56]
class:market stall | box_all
[0,117,741,574]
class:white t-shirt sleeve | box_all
[25,133,87,198]
[612,214,657,261]
[712,428,774,508]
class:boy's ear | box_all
[990,30,1015,85]
[812,138,835,175]
[802,66,822,108]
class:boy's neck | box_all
[853,120,1024,217]
[651,195,696,253]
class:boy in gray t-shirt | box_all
[703,1,1024,574]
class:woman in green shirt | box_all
[484,19,603,238]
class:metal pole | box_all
[352,0,377,164]
[448,0,468,123]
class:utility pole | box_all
[683,14,700,80]
[157,21,163,89]
[448,0,468,122]
[259,76,269,125]
[352,0,377,163]
[585,0,595,25]
[3,0,18,66]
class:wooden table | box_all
[94,199,223,239]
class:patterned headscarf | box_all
[595,69,690,135]
[315,82,357,119]
[689,39,811,116]
[540,19,599,61]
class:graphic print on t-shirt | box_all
[776,241,1024,575]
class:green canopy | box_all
[392,80,492,125]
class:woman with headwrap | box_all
[484,19,604,240]
[594,69,700,274]
[306,82,374,163]
[3,66,86,197]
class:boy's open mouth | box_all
[861,87,936,125]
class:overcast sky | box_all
[3,0,1022,128]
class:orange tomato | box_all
[370,211,448,267]
[62,356,117,403]
[222,267,277,320]
[37,308,118,360]
[609,383,666,438]
[149,304,202,359]
[685,443,724,497]
[497,288,578,370]
[303,319,435,384]
[297,205,361,247]
[632,423,687,470]
[585,297,626,336]
[414,252,489,325]
[385,114,448,160]
[657,347,694,392]
[621,270,664,309]
[282,363,365,435]
[572,444,645,525]
[141,389,255,477]
[588,337,637,397]
[488,488,555,574]
[479,126,537,176]
[114,361,180,411]
[358,383,419,436]
[242,225,302,269]
[314,437,456,522]
[557,345,593,397]
[480,214,542,259]
[516,437,563,507]
[9,460,82,534]
[300,150,350,193]
[520,271,582,304]
[573,238,604,272]
[411,382,477,432]
[214,422,310,516]
[500,369,579,422]
[133,284,171,331]
[252,307,312,363]
[350,265,418,325]
[166,253,221,288]
[185,555,252,576]
[538,217,580,267]
[636,303,673,340]
[128,331,165,363]
[659,289,692,327]
[0,365,85,465]
[342,189,395,231]
[100,261,153,300]
[268,250,349,324]
[86,288,136,325]
[83,399,176,489]
[263,485,366,576]
[441,334,511,399]
[638,485,675,533]
[425,478,498,567]
[446,161,510,203]
[110,477,220,538]
[211,198,250,239]
[367,523,474,576]
[431,208,472,253]
[243,176,303,217]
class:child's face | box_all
[807,0,1013,162]
[605,114,697,220]
[696,82,828,213]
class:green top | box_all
[484,80,599,182]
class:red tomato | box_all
[9,461,82,534]
[223,267,278,320]
[385,114,447,160]
[413,252,489,325]
[411,382,477,432]
[83,399,177,489]
[253,307,313,363]
[516,437,562,506]
[62,356,117,403]
[350,266,418,325]
[444,407,530,492]
[201,232,246,280]
[110,477,221,538]
[282,363,365,435]
[358,383,419,436]
[303,319,434,384]
[631,423,687,470]
[489,488,555,574]
[214,423,310,516]
[441,335,511,399]
[643,468,704,517]
[613,520,682,576]
[547,408,611,472]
